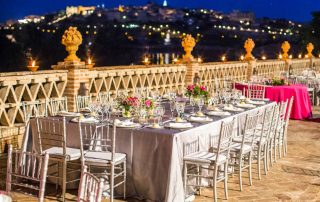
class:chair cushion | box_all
[84,151,126,165]
[184,151,227,164]
[44,147,81,160]
[230,143,252,154]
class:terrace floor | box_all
[2,107,320,202]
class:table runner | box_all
[27,102,275,202]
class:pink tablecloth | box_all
[235,83,312,120]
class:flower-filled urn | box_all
[281,41,291,60]
[61,27,83,62]
[181,34,196,61]
[244,38,255,61]
[306,42,314,58]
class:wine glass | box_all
[190,96,196,114]
[196,96,205,113]
[175,101,185,118]
[169,100,176,119]
[155,105,165,125]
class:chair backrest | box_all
[183,138,199,156]
[77,166,104,202]
[97,92,110,103]
[211,118,235,163]
[247,84,266,99]
[76,95,92,112]
[239,112,261,153]
[279,99,288,125]
[285,97,294,127]
[22,100,48,123]
[79,121,117,163]
[36,117,67,155]
[6,145,49,202]
[259,106,275,142]
[50,97,68,116]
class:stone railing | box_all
[0,58,319,153]
[87,64,187,99]
[0,70,68,152]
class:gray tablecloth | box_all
[26,102,275,202]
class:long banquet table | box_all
[27,101,275,202]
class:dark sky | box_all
[1,0,320,23]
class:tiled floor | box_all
[2,107,320,201]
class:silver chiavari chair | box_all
[273,100,288,162]
[247,84,266,100]
[49,97,68,116]
[76,95,92,112]
[281,96,294,157]
[253,106,275,179]
[296,77,315,105]
[267,104,280,169]
[183,118,235,202]
[36,117,81,202]
[6,144,49,202]
[77,166,104,202]
[21,100,48,152]
[230,112,261,191]
[79,121,126,202]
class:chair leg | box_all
[183,162,187,197]
[257,149,261,180]
[248,152,253,186]
[110,163,115,202]
[213,167,218,202]
[224,162,228,200]
[198,166,202,195]
[239,158,243,191]
[263,146,268,175]
[123,162,126,200]
[62,160,67,202]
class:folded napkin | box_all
[223,106,244,111]
[168,122,193,128]
[71,117,98,123]
[57,111,81,116]
[189,116,213,122]
[115,119,138,127]
[236,103,256,108]
[247,100,265,105]
[206,111,231,116]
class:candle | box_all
[221,55,226,62]
[240,55,244,61]
[278,54,282,59]
[87,58,92,65]
[262,56,266,60]
[31,60,36,67]
[197,57,202,63]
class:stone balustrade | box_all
[0,58,319,153]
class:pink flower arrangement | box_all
[121,96,139,111]
[185,84,209,97]
[143,98,155,109]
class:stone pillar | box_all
[246,60,256,81]
[52,62,90,112]
[184,61,199,85]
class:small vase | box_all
[122,109,131,118]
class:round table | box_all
[235,83,312,120]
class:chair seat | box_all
[230,143,252,154]
[184,151,227,164]
[84,151,126,165]
[44,147,81,160]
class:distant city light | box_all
[262,56,267,60]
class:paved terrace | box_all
[1,106,319,202]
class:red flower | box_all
[200,86,206,91]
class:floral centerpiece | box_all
[142,97,155,117]
[185,84,209,98]
[120,96,139,117]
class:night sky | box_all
[1,0,320,23]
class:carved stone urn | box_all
[306,42,314,58]
[244,38,255,61]
[182,34,196,62]
[61,27,83,62]
[281,41,291,60]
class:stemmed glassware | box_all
[190,96,196,114]
[169,100,176,119]
[175,101,186,119]
[154,105,165,125]
[196,96,205,114]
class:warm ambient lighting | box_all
[240,55,244,61]
[197,57,202,63]
[143,56,150,65]
[298,54,302,59]
[221,55,226,62]
[87,57,92,65]
[278,54,283,59]
[289,55,293,59]
[172,58,179,64]
[261,56,267,60]
[304,54,308,58]
[31,60,36,67]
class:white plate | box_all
[247,100,266,105]
[236,103,256,109]
[206,111,231,116]
[166,122,193,129]
[189,116,213,123]
[251,98,270,102]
